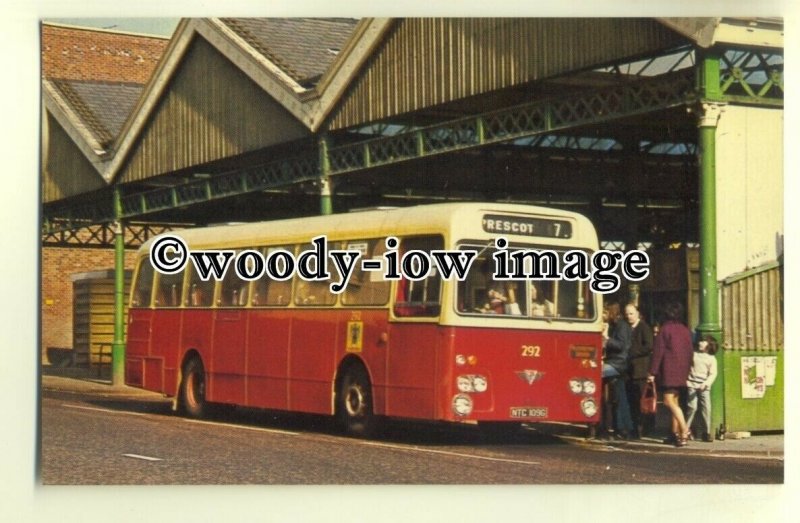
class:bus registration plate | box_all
[509,406,548,419]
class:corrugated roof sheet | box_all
[218,18,359,87]
[50,79,144,146]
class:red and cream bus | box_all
[126,203,603,436]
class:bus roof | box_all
[137,202,597,253]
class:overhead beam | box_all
[42,221,186,249]
[326,69,695,174]
[43,69,695,235]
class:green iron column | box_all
[319,136,333,216]
[112,186,126,386]
[696,101,723,340]
[697,52,725,434]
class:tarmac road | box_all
[40,383,783,485]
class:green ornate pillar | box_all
[697,52,725,435]
[112,186,126,386]
[319,136,333,216]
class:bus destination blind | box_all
[482,214,572,239]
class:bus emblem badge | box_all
[516,370,544,385]
[346,321,364,353]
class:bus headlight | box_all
[457,375,473,392]
[582,379,597,395]
[457,375,488,393]
[581,397,598,418]
[452,394,473,416]
[569,378,596,395]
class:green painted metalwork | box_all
[112,186,125,386]
[719,48,783,106]
[44,69,695,235]
[697,52,726,433]
[319,136,333,216]
[42,221,183,249]
[720,350,783,433]
[327,69,695,175]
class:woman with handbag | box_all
[624,303,654,438]
[647,301,694,447]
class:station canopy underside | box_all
[42,18,783,250]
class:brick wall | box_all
[42,23,169,82]
[41,24,168,362]
[41,246,137,362]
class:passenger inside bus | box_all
[530,281,555,317]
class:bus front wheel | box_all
[179,357,207,418]
[336,366,378,437]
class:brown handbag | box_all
[640,381,657,414]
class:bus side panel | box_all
[444,327,602,423]
[246,309,291,411]
[335,310,390,417]
[180,310,213,396]
[288,311,338,415]
[210,310,247,406]
[147,310,183,394]
[384,323,441,420]
[125,308,153,388]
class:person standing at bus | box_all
[624,303,654,438]
[601,301,634,439]
[685,335,718,442]
[647,301,694,447]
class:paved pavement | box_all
[41,364,783,459]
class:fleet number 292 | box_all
[521,345,541,357]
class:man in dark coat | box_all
[601,301,634,438]
[624,303,654,438]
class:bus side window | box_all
[251,245,294,306]
[293,242,337,306]
[185,265,215,308]
[393,235,443,318]
[132,259,155,307]
[219,251,249,307]
[341,239,390,306]
[155,270,184,308]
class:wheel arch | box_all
[333,355,373,415]
[173,348,203,411]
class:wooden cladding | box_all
[119,37,310,184]
[722,264,783,351]
[326,18,684,130]
[43,113,106,203]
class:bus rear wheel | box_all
[336,366,378,438]
[180,357,207,418]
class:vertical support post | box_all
[112,186,126,386]
[697,52,725,434]
[319,135,333,216]
[696,103,723,338]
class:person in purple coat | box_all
[647,301,694,447]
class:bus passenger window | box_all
[342,239,390,306]
[251,245,293,306]
[155,271,184,308]
[294,242,337,306]
[294,279,337,306]
[132,259,154,307]
[219,256,249,307]
[530,281,555,317]
[392,235,443,318]
[186,267,215,308]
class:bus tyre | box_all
[180,358,207,418]
[336,366,378,438]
